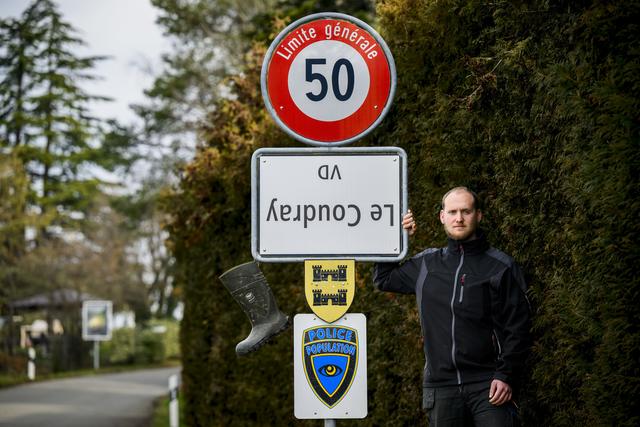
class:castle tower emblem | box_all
[304,260,355,323]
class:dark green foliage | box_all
[250,0,375,44]
[374,0,639,425]
[165,0,639,425]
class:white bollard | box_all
[27,348,36,381]
[169,374,179,427]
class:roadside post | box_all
[27,347,36,381]
[81,300,113,370]
[169,373,180,427]
[93,341,99,371]
[259,12,401,425]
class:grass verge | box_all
[151,393,183,427]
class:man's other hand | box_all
[488,379,512,405]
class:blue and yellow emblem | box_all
[304,260,355,323]
[302,325,358,408]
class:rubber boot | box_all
[219,261,289,356]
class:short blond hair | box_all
[441,187,481,210]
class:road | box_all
[0,366,180,427]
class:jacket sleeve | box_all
[373,255,422,295]
[492,263,531,386]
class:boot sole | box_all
[237,316,291,356]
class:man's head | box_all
[439,187,482,241]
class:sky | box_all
[0,0,169,125]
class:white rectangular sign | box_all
[82,300,113,341]
[294,313,367,419]
[251,147,408,262]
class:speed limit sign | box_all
[261,13,396,146]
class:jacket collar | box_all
[446,228,490,255]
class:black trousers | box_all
[423,381,519,427]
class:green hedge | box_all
[165,1,639,425]
[374,1,639,425]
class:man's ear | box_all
[439,210,445,224]
[477,210,483,222]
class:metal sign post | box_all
[259,12,399,425]
[93,340,100,370]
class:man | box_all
[373,187,530,426]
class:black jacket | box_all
[373,231,530,388]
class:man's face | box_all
[439,190,483,241]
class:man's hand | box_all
[489,379,511,405]
[402,210,417,236]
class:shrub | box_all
[101,328,136,365]
[134,329,165,365]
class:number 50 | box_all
[305,58,355,102]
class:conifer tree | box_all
[0,0,134,239]
[25,0,111,236]
[0,13,40,148]
[1,0,148,356]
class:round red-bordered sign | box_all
[261,13,396,146]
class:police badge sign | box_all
[303,325,357,408]
[294,314,367,419]
[304,260,355,323]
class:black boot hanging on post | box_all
[219,261,289,356]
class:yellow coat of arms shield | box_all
[304,260,355,323]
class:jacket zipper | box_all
[458,274,466,303]
[493,329,503,358]
[450,245,464,385]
